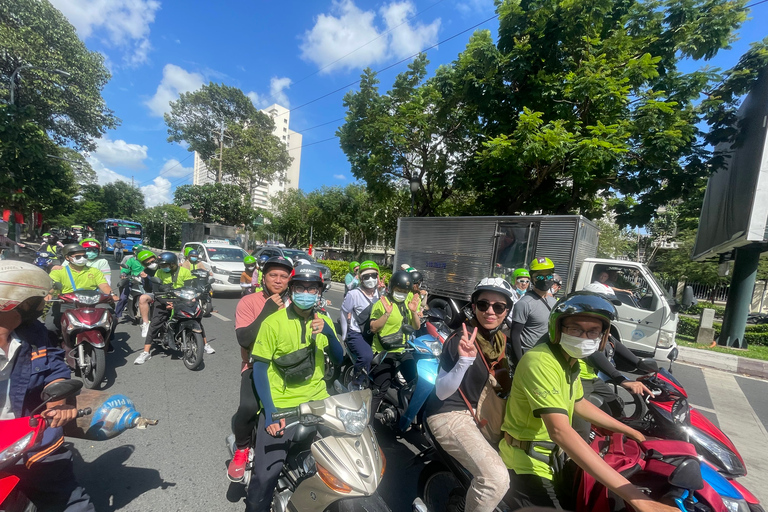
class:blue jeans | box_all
[346,330,373,375]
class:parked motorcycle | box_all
[33,250,55,273]
[190,268,214,317]
[55,289,115,389]
[151,283,206,370]
[228,387,397,512]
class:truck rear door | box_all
[492,221,538,281]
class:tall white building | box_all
[192,103,301,212]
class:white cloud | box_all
[87,156,132,185]
[91,137,148,170]
[247,91,265,108]
[455,0,495,15]
[141,176,172,206]
[270,77,292,108]
[145,64,205,117]
[300,0,440,74]
[333,174,347,180]
[50,0,160,66]
[158,158,193,178]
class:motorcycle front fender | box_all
[0,474,23,508]
[177,319,203,333]
[76,330,106,349]
[287,491,391,512]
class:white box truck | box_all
[393,215,685,360]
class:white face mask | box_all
[361,276,378,289]
[558,333,601,359]
[71,256,88,266]
[392,291,407,302]
[147,263,158,270]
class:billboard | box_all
[692,67,768,261]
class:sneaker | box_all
[140,322,150,338]
[227,447,250,482]
[134,351,151,365]
[204,343,215,354]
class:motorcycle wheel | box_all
[341,364,364,389]
[82,345,106,389]
[203,299,213,317]
[418,460,463,512]
[181,328,205,370]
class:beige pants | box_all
[427,410,510,512]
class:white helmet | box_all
[584,282,616,297]
[0,261,52,312]
[472,277,516,308]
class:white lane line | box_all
[325,306,340,312]
[211,312,231,322]
[690,404,717,415]
[702,367,768,500]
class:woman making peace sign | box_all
[424,277,516,512]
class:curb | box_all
[677,345,768,380]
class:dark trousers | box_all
[573,378,624,442]
[505,469,571,510]
[145,303,170,345]
[370,352,417,421]
[346,330,373,374]
[114,281,131,318]
[8,446,95,512]
[245,412,297,512]
[231,368,261,448]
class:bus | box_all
[94,219,143,259]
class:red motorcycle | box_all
[0,380,90,512]
[56,289,115,389]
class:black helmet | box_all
[548,291,617,346]
[290,264,324,285]
[263,256,293,276]
[158,252,179,271]
[62,243,85,257]
[410,270,424,285]
[388,270,412,292]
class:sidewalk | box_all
[677,344,768,380]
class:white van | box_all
[182,242,249,294]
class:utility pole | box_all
[163,212,168,250]
[217,121,224,183]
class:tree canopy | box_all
[173,183,255,226]
[138,204,189,250]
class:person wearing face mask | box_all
[500,292,676,512]
[48,244,119,335]
[179,249,215,351]
[240,255,259,294]
[0,261,96,512]
[406,269,428,314]
[507,257,558,369]
[340,260,382,382]
[70,239,112,284]
[39,233,63,261]
[246,264,343,512]
[344,261,360,297]
[115,244,146,320]
[511,268,531,304]
[134,252,195,365]
[424,277,514,512]
[368,270,422,422]
[135,250,159,338]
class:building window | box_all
[283,127,287,133]
[284,119,287,124]
[283,135,286,140]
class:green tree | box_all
[102,181,145,219]
[138,204,189,250]
[173,183,254,226]
[266,188,313,248]
[73,200,106,227]
[1,0,118,151]
[338,55,474,216]
[59,148,97,193]
[435,0,747,225]
[596,217,637,260]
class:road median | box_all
[677,344,768,380]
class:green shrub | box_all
[318,260,393,284]
[675,315,768,346]
[686,302,726,317]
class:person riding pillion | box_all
[228,256,293,483]
[424,277,514,512]
[133,252,195,365]
[511,268,531,305]
[134,249,159,338]
[500,292,677,512]
[241,255,259,291]
[115,244,146,320]
[246,264,343,512]
[368,270,422,422]
[339,260,382,380]
[344,260,360,296]
[179,249,215,352]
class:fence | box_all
[660,279,730,303]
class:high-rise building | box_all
[192,103,301,212]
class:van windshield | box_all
[206,247,248,262]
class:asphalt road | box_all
[65,279,768,510]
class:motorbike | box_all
[118,274,147,325]
[33,251,55,273]
[240,281,257,296]
[54,289,115,389]
[151,283,206,371]
[228,386,398,512]
[0,380,91,512]
[190,269,214,317]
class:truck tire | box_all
[428,297,457,328]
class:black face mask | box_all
[17,297,46,324]
[534,278,554,291]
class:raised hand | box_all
[408,293,420,313]
[458,323,478,358]
[269,293,285,309]
[382,297,393,315]
[311,312,324,335]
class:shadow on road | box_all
[103,332,132,389]
[70,443,176,512]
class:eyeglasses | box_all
[516,279,530,284]
[475,300,508,315]
[293,284,320,294]
[562,326,604,338]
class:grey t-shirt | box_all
[511,291,557,350]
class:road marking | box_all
[211,312,231,322]
[325,305,340,312]
[690,404,717,414]
[702,367,768,500]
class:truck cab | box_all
[574,258,679,360]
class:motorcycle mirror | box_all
[52,282,63,291]
[636,358,659,374]
[402,324,416,335]
[31,379,84,417]
[147,276,162,284]
[667,458,704,491]
[423,308,444,321]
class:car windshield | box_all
[282,249,314,262]
[206,247,248,262]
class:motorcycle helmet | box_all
[349,261,360,273]
[187,250,200,263]
[0,261,51,314]
[290,264,324,285]
[80,238,101,252]
[136,250,156,264]
[184,246,194,257]
[62,243,86,258]
[133,244,145,254]
[548,292,617,347]
[409,270,424,286]
[529,257,555,272]
[262,256,293,276]
[471,277,515,308]
[388,270,412,292]
[358,260,379,278]
[157,252,179,272]
[513,268,531,281]
[244,255,257,265]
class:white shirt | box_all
[0,334,22,420]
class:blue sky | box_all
[49,0,767,207]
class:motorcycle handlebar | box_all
[271,409,298,422]
[77,408,92,418]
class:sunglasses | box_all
[534,274,554,281]
[475,300,508,315]
[516,279,530,284]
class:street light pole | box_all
[163,212,168,250]
[9,65,70,105]
[409,176,420,217]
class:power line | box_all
[744,0,768,7]
[137,151,194,186]
[295,117,346,133]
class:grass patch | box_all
[676,337,768,362]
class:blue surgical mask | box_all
[159,266,172,273]
[292,291,317,310]
[86,250,98,260]
[189,258,198,263]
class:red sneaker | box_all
[228,447,250,482]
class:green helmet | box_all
[349,261,360,272]
[42,232,52,238]
[244,255,256,265]
[80,237,99,245]
[133,243,145,253]
[184,246,194,257]
[513,268,530,280]
[359,260,379,276]
[136,249,156,263]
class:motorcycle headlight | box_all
[721,497,750,512]
[75,293,101,305]
[428,341,442,357]
[0,432,35,467]
[92,310,112,330]
[174,289,198,301]
[684,427,746,477]
[337,403,368,435]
